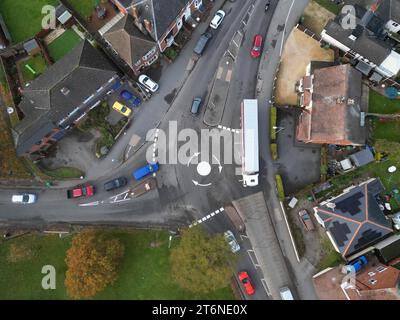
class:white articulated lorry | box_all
[241,99,259,187]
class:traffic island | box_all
[203,54,234,127]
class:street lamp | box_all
[273,126,285,134]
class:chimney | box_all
[143,19,152,33]
[131,7,139,19]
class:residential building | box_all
[102,14,158,75]
[314,178,393,258]
[296,64,367,146]
[110,0,203,52]
[321,2,400,80]
[13,40,121,157]
[313,263,400,300]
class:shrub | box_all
[275,174,285,201]
[270,107,277,141]
[271,143,278,160]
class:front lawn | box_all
[313,0,343,15]
[47,30,82,62]
[0,0,59,43]
[373,120,400,142]
[317,238,344,271]
[18,54,48,83]
[369,90,400,114]
[0,230,235,300]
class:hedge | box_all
[275,174,285,201]
[270,107,277,141]
[271,143,278,160]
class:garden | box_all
[47,29,82,62]
[0,229,235,300]
[17,54,48,83]
[0,0,59,44]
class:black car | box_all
[104,177,128,191]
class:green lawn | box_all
[18,54,48,82]
[317,238,344,271]
[369,90,400,114]
[0,0,59,43]
[373,120,400,142]
[47,30,82,62]
[66,0,96,18]
[40,166,84,179]
[313,0,343,15]
[0,230,235,300]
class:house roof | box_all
[323,19,392,66]
[13,40,119,155]
[313,264,400,300]
[350,148,375,167]
[296,64,367,145]
[103,14,156,68]
[375,234,400,264]
[23,39,39,52]
[117,0,191,39]
[315,179,393,257]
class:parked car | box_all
[345,256,368,273]
[298,209,315,231]
[224,230,240,253]
[138,75,159,92]
[67,184,95,199]
[11,193,37,204]
[132,163,159,180]
[104,177,128,191]
[193,32,212,55]
[210,10,225,29]
[279,287,294,300]
[238,271,255,295]
[120,90,141,107]
[391,212,400,230]
[250,34,263,58]
[190,97,202,114]
[112,101,132,117]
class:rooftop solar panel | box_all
[335,192,364,216]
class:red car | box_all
[238,271,255,295]
[67,184,95,199]
[250,35,263,58]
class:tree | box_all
[170,227,235,294]
[64,230,124,299]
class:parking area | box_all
[276,108,321,195]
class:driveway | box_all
[275,107,321,195]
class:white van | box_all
[279,287,294,300]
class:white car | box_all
[224,230,240,253]
[11,193,37,204]
[138,74,159,92]
[392,213,400,230]
[210,10,225,29]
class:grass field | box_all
[18,54,47,82]
[313,0,343,15]
[48,30,82,62]
[373,120,400,142]
[0,230,235,300]
[0,0,59,43]
[369,90,400,114]
[66,0,96,18]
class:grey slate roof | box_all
[104,14,156,68]
[324,19,392,66]
[316,179,393,257]
[376,0,400,24]
[14,40,119,155]
[117,0,191,39]
[350,148,375,167]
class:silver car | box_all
[224,230,240,253]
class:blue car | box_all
[133,163,159,180]
[346,256,368,273]
[120,90,141,107]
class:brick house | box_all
[110,0,203,52]
[13,40,121,157]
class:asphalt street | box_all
[0,0,317,300]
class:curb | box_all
[279,201,301,263]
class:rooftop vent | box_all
[348,98,355,105]
[61,87,70,96]
[369,279,377,285]
[336,96,346,104]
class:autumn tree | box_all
[64,229,124,299]
[170,226,235,294]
